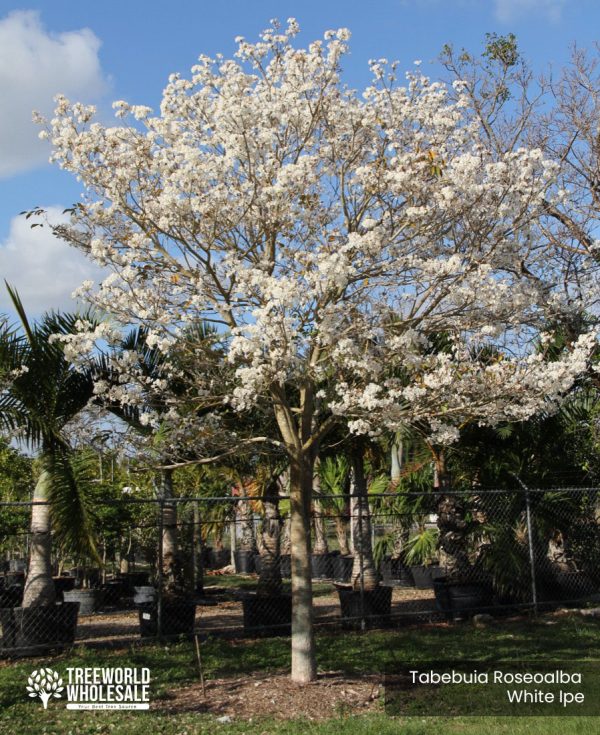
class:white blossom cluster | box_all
[38,19,598,447]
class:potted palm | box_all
[63,564,104,614]
[241,466,292,636]
[403,525,442,589]
[319,456,353,582]
[0,288,100,647]
[336,445,392,629]
[374,535,414,587]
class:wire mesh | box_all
[1,486,599,654]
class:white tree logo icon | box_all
[26,668,64,709]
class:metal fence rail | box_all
[1,487,599,655]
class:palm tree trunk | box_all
[312,470,329,555]
[159,469,180,591]
[435,451,470,577]
[335,515,350,556]
[22,468,56,607]
[350,447,378,591]
[391,439,403,484]
[390,439,408,557]
[257,478,283,596]
[236,491,257,553]
[280,514,291,555]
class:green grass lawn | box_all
[0,613,598,734]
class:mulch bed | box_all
[158,669,383,721]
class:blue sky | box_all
[0,0,599,315]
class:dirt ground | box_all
[158,669,383,721]
[75,585,438,645]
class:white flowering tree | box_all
[38,21,596,681]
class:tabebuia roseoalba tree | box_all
[36,21,597,681]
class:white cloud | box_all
[0,207,104,315]
[0,10,108,179]
[493,0,566,23]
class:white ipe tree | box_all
[38,20,597,681]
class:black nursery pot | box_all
[433,577,489,620]
[118,571,150,593]
[0,602,79,649]
[0,585,23,608]
[380,557,414,587]
[333,555,354,583]
[410,564,444,589]
[554,570,597,601]
[311,553,333,579]
[241,593,292,637]
[53,576,76,602]
[337,584,393,629]
[209,549,231,569]
[100,580,125,606]
[63,588,103,615]
[234,550,255,575]
[133,585,156,606]
[138,599,196,638]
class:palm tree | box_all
[318,455,351,556]
[0,285,99,607]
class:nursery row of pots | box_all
[238,576,492,636]
[234,550,447,590]
[0,571,155,615]
[0,602,80,649]
[0,596,199,650]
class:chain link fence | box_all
[1,486,599,655]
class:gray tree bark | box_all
[289,455,316,682]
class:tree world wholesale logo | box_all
[27,667,150,710]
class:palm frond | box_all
[402,527,439,565]
[44,449,100,563]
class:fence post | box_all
[157,496,164,639]
[230,519,236,569]
[193,500,204,595]
[357,494,366,632]
[511,473,538,615]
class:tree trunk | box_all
[390,439,408,557]
[350,448,378,592]
[159,469,181,591]
[236,491,257,553]
[312,469,329,555]
[22,468,56,607]
[257,478,283,596]
[391,439,403,484]
[280,515,291,555]
[435,451,470,577]
[335,515,350,556]
[192,501,204,595]
[289,454,316,683]
[119,532,132,574]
